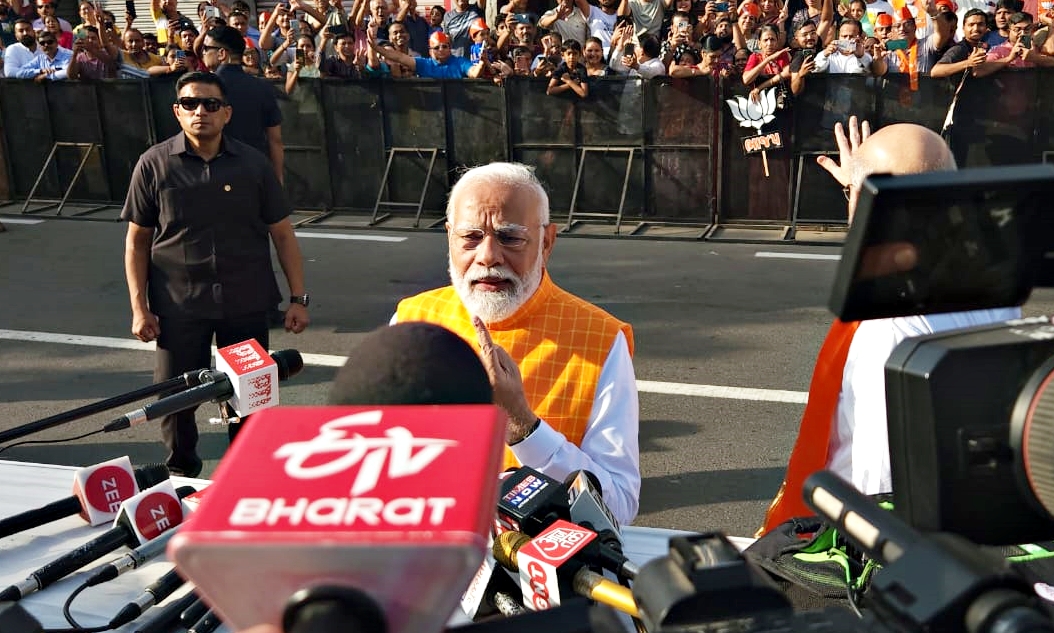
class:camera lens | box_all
[1011,355,1054,519]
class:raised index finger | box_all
[472,316,494,351]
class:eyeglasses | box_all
[430,43,450,50]
[455,227,538,250]
[39,38,56,44]
[175,97,228,112]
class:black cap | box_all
[328,322,493,406]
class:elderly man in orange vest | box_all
[758,116,1020,536]
[393,162,640,525]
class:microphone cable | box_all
[62,582,97,630]
[0,429,106,456]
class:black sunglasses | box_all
[39,38,57,44]
[175,97,228,112]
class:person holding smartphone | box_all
[977,11,1054,72]
[284,33,319,93]
[870,5,950,79]
[809,17,870,73]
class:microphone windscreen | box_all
[271,349,304,381]
[134,464,172,490]
[328,322,492,406]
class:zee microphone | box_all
[0,482,195,602]
[493,525,639,617]
[0,460,169,538]
[104,346,303,432]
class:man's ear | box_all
[541,222,557,264]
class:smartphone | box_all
[73,29,87,41]
[125,0,137,19]
[803,48,815,60]
[295,47,305,65]
[714,2,729,11]
[289,18,300,34]
[623,42,635,56]
[1020,34,1032,48]
[204,5,220,19]
[885,38,909,50]
[329,23,347,36]
[836,38,855,53]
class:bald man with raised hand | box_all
[757,117,1022,536]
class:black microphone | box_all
[0,462,169,539]
[132,591,199,633]
[0,603,42,633]
[104,349,303,433]
[327,322,493,405]
[109,568,186,628]
[187,609,223,633]
[0,484,195,602]
[82,527,179,587]
[496,467,570,536]
[179,597,210,628]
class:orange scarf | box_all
[395,272,634,470]
[896,42,919,91]
[757,319,861,537]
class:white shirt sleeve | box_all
[510,331,641,526]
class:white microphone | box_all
[104,342,303,432]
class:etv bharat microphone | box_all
[169,404,507,633]
[0,457,169,539]
[104,340,304,432]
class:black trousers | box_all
[155,312,269,472]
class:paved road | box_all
[2,216,1051,539]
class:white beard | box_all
[449,260,544,324]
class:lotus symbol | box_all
[725,88,778,135]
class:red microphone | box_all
[169,404,506,633]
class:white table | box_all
[0,460,744,632]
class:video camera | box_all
[831,163,1054,546]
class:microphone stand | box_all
[0,370,218,444]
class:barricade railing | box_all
[2,71,1053,233]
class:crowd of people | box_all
[1,0,1051,96]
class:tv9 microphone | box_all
[0,458,169,538]
[169,404,506,633]
[104,342,303,432]
[0,481,194,602]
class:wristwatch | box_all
[290,293,310,307]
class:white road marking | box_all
[0,329,809,403]
[0,218,46,225]
[755,252,840,261]
[294,231,407,242]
